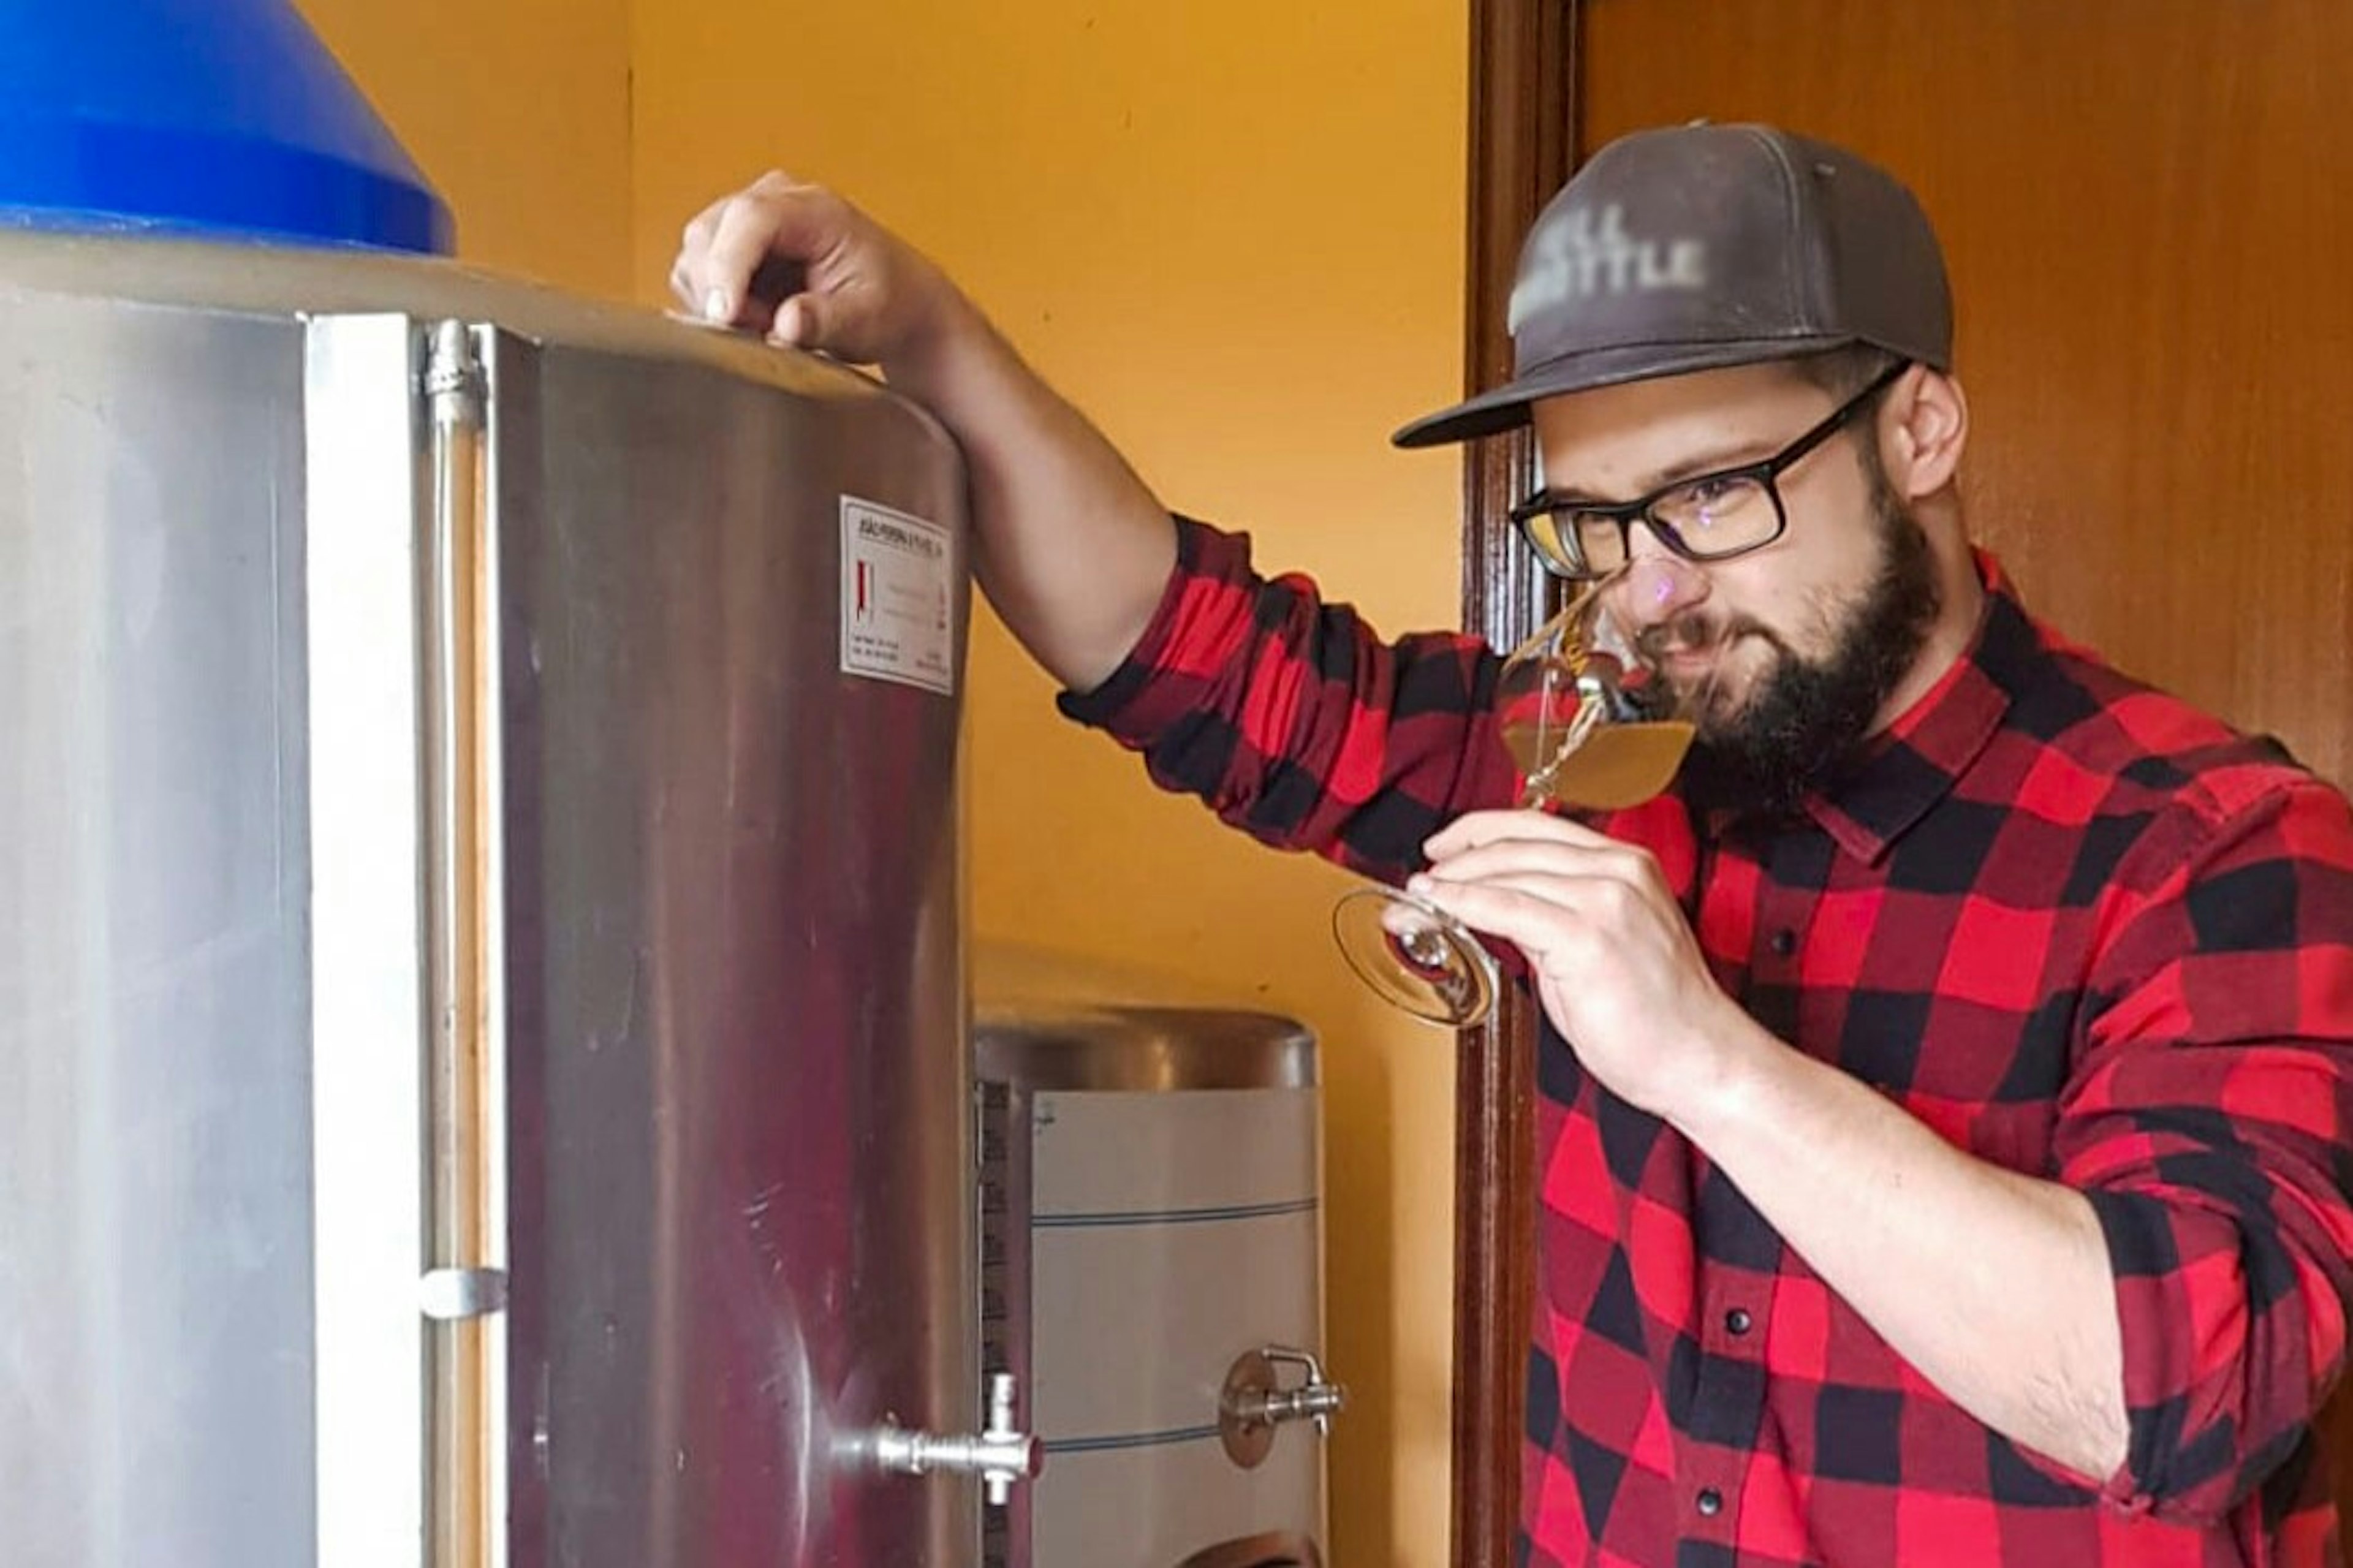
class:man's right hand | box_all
[669,171,968,374]
[664,169,1178,694]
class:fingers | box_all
[1424,808,1615,861]
[1409,819,1671,955]
[672,170,841,332]
[669,190,740,311]
[771,292,825,349]
[1412,862,1640,924]
[701,189,791,327]
[1420,814,1653,893]
[1406,875,1618,965]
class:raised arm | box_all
[671,171,1173,693]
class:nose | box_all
[1618,526,1709,627]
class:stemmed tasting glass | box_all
[1328,571,1699,1026]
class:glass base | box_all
[1331,886,1499,1027]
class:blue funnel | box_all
[0,0,452,253]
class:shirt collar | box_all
[1794,549,2026,864]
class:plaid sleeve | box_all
[2053,771,2353,1522]
[1056,513,1517,884]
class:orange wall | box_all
[306,4,1470,1560]
[298,0,634,301]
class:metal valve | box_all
[1218,1345,1347,1468]
[871,1371,1043,1506]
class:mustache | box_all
[1634,612,1784,664]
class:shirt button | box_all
[1726,1308,1752,1336]
[1768,928,1797,956]
[1697,1487,1724,1517]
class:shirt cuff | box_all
[1055,511,1214,733]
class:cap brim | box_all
[1389,332,1855,449]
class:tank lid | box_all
[974,1003,1317,1093]
[0,0,452,253]
[974,941,1318,1091]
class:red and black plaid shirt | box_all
[1059,515,2353,1567]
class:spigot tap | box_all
[871,1371,1042,1507]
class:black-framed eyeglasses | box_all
[1507,358,1912,581]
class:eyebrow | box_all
[1545,437,1785,507]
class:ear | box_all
[1880,366,1968,500]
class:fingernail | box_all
[703,287,730,323]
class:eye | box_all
[1662,474,1767,536]
[1681,475,1745,513]
[1567,513,1627,571]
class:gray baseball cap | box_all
[1392,121,1953,448]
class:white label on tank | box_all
[839,496,955,695]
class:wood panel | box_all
[1577,0,2353,786]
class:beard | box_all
[1658,468,1943,822]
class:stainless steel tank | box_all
[974,947,1336,1568]
[0,230,1029,1566]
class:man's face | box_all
[1530,361,1942,816]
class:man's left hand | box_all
[1412,809,1765,1123]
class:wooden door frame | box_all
[1452,2,1582,1563]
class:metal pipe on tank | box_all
[420,318,502,1568]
